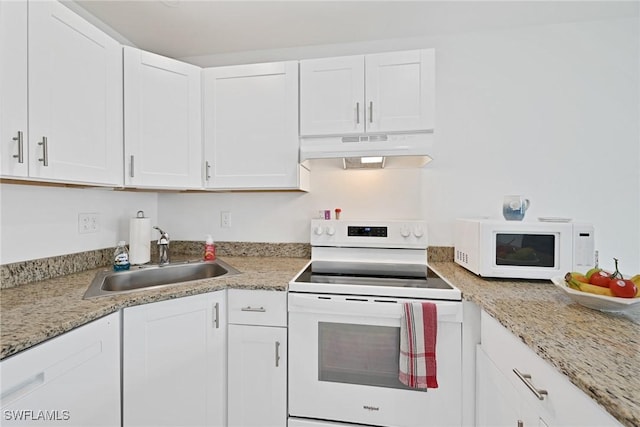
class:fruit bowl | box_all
[551,276,640,312]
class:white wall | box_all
[1,12,638,273]
[175,16,640,273]
[157,168,424,242]
[0,184,158,264]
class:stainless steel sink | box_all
[83,259,241,299]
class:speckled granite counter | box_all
[430,262,640,427]
[2,256,638,426]
[0,256,309,359]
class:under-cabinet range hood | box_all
[299,132,434,170]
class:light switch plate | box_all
[221,211,231,228]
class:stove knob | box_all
[326,226,336,236]
[400,226,411,238]
[314,226,324,236]
[413,226,424,238]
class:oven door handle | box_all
[288,294,463,322]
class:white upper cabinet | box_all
[0,1,28,178]
[1,0,122,185]
[27,0,123,185]
[203,61,308,190]
[299,55,365,136]
[300,49,435,136]
[124,46,202,189]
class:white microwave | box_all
[454,218,595,280]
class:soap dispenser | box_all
[204,235,216,261]
[114,241,131,271]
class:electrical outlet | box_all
[78,213,100,234]
[221,211,231,228]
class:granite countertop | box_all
[430,262,640,427]
[1,257,638,426]
[0,256,309,359]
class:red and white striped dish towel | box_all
[399,302,439,389]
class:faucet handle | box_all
[153,226,169,244]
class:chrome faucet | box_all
[153,226,170,265]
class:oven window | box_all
[318,322,410,390]
[495,233,555,267]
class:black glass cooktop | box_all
[292,261,453,290]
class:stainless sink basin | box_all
[83,259,241,299]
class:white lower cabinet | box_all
[477,345,541,427]
[477,310,621,427]
[227,289,288,427]
[0,313,120,427]
[123,291,226,427]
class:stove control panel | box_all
[310,219,427,249]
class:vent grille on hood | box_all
[300,132,434,170]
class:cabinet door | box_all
[124,46,202,189]
[0,0,28,178]
[228,324,287,427]
[0,313,120,427]
[299,55,364,136]
[476,345,539,427]
[123,291,226,427]
[203,61,301,190]
[28,0,122,185]
[365,49,435,133]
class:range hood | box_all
[300,132,434,170]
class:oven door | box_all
[288,293,463,427]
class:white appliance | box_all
[454,218,595,280]
[288,220,463,427]
[300,133,433,170]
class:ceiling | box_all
[72,1,638,60]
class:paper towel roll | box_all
[129,212,151,265]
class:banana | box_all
[632,275,640,297]
[564,272,614,297]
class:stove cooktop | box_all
[289,261,462,301]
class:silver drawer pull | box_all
[275,341,281,367]
[1,372,44,405]
[241,306,266,312]
[12,131,24,163]
[205,160,211,180]
[212,302,220,329]
[38,136,48,166]
[513,369,548,400]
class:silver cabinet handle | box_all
[212,302,220,329]
[241,306,266,312]
[129,155,135,178]
[205,161,211,181]
[355,102,360,124]
[275,341,281,367]
[369,101,373,123]
[38,136,48,166]
[513,369,548,400]
[1,372,44,405]
[12,131,24,163]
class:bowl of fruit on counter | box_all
[551,259,640,312]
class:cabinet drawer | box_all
[228,289,287,327]
[481,311,620,426]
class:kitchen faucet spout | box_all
[153,226,170,265]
